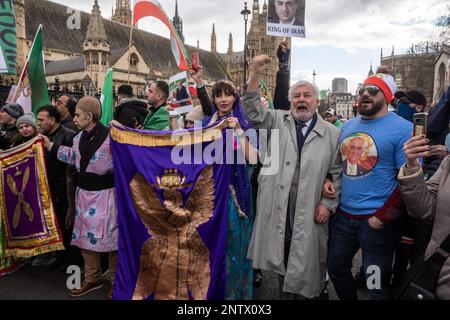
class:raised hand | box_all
[249,55,272,74]
[189,65,203,86]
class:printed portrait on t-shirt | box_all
[341,133,378,177]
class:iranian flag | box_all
[11,25,50,114]
[133,0,189,71]
[100,68,114,126]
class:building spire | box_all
[368,62,374,76]
[228,32,233,55]
[112,0,132,25]
[85,0,108,42]
[211,23,217,54]
[172,0,184,43]
[263,0,268,13]
[253,0,260,14]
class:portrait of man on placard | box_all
[267,0,306,38]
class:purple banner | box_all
[3,156,46,238]
[111,123,231,300]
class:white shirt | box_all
[280,17,296,26]
[300,117,313,136]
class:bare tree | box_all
[437,3,450,45]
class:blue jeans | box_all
[327,213,397,300]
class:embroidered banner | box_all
[110,121,231,300]
[0,137,64,258]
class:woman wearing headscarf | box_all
[202,80,258,300]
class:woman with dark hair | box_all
[202,80,258,300]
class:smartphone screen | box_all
[191,51,200,71]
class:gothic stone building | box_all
[13,0,286,98]
[14,0,229,97]
[381,48,435,106]
[214,0,289,93]
[433,44,450,102]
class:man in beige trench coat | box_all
[242,55,342,299]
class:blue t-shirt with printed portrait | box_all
[339,112,413,215]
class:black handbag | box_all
[396,233,450,300]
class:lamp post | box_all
[240,2,251,84]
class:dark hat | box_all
[118,85,133,97]
[406,90,426,106]
[394,91,406,99]
[0,103,25,119]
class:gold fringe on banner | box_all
[110,120,228,147]
[5,243,65,259]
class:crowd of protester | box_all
[1,42,450,300]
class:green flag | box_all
[0,0,17,74]
[100,68,114,126]
[28,25,51,114]
[14,25,50,114]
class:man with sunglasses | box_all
[327,73,413,300]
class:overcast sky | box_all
[52,0,448,94]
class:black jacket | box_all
[113,98,149,128]
[45,124,76,201]
[62,114,80,133]
[197,86,214,117]
[0,124,20,150]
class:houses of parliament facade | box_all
[12,0,288,96]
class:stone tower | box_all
[112,0,132,26]
[227,33,233,65]
[262,0,268,14]
[13,0,27,77]
[172,0,184,43]
[246,0,286,91]
[84,0,110,91]
[211,23,217,54]
[252,0,260,17]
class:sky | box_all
[52,0,448,94]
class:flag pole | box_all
[13,24,42,101]
[127,9,135,85]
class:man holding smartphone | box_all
[327,73,413,300]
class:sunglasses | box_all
[358,85,381,96]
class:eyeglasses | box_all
[358,85,380,96]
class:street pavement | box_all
[0,250,370,300]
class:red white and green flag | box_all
[133,0,189,71]
[10,25,50,114]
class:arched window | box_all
[92,53,99,65]
[130,53,139,68]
